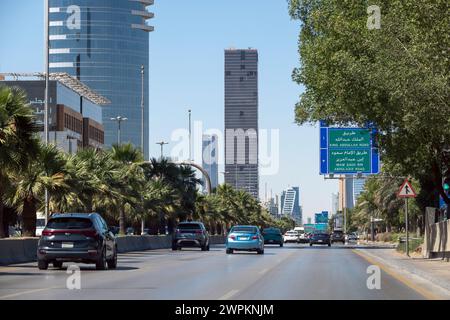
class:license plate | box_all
[62,242,73,248]
[239,237,249,241]
[318,240,323,242]
[269,240,274,243]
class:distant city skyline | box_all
[0,0,339,220]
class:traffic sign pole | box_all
[405,198,409,257]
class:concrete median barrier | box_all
[0,234,226,265]
[0,238,39,265]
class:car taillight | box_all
[195,230,203,234]
[42,229,53,236]
[229,235,235,240]
[83,230,98,237]
[252,235,258,240]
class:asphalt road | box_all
[0,243,425,300]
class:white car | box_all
[283,231,299,243]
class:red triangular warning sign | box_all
[397,179,417,198]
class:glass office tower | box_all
[224,48,259,199]
[48,0,153,158]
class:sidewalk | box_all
[355,245,450,299]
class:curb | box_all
[353,248,450,300]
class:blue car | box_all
[226,225,264,255]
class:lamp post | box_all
[44,0,50,224]
[156,141,169,159]
[188,109,192,161]
[110,116,128,145]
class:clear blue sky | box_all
[0,0,338,220]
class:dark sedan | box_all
[37,213,117,270]
[309,232,331,247]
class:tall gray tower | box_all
[224,48,259,199]
[48,0,154,158]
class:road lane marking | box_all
[218,289,239,300]
[352,249,444,300]
[258,268,268,275]
[0,287,56,299]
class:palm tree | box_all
[110,143,146,234]
[5,142,67,236]
[0,86,38,237]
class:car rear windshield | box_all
[178,223,202,230]
[286,232,297,235]
[46,218,93,229]
[263,228,280,234]
[232,227,257,233]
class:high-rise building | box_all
[2,74,107,153]
[281,187,302,224]
[224,48,259,199]
[331,193,339,215]
[202,134,219,192]
[48,0,154,158]
[353,178,366,205]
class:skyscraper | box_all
[202,134,219,192]
[48,0,153,158]
[224,48,259,199]
[353,178,366,205]
[331,192,339,215]
[281,187,302,224]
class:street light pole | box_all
[139,66,145,236]
[110,116,128,145]
[44,0,50,224]
[188,109,192,161]
[156,141,169,159]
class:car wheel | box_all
[257,249,264,255]
[107,246,118,269]
[206,244,210,251]
[226,248,233,254]
[172,243,178,251]
[38,259,48,270]
[201,244,207,251]
[53,261,63,269]
[309,243,313,247]
[328,243,331,247]
[95,247,107,270]
[280,242,283,247]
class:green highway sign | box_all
[328,149,371,173]
[328,129,371,148]
[320,123,380,175]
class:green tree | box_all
[5,142,67,236]
[289,1,450,206]
[0,86,38,237]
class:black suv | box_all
[331,230,345,244]
[37,213,117,270]
[172,221,210,251]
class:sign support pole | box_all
[405,198,409,257]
